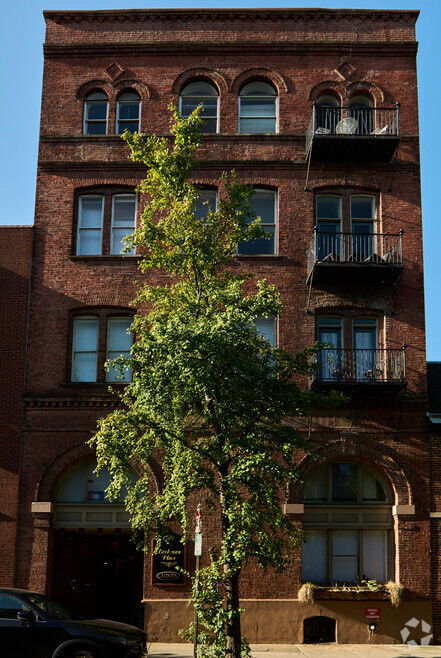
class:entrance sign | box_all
[152,533,185,585]
[365,608,381,620]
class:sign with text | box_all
[194,533,202,556]
[152,533,185,585]
[365,608,381,620]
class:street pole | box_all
[193,504,202,658]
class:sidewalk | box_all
[147,643,441,657]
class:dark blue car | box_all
[0,588,147,658]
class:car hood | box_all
[67,618,146,637]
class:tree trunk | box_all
[225,565,241,658]
[219,466,242,658]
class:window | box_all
[72,316,98,383]
[116,90,140,134]
[71,314,132,383]
[54,458,137,504]
[194,190,217,221]
[239,81,277,133]
[302,462,393,584]
[76,191,137,256]
[316,195,341,260]
[316,94,341,132]
[237,190,277,255]
[317,316,380,382]
[83,90,108,135]
[111,195,136,255]
[315,193,376,263]
[106,317,132,382]
[180,81,219,133]
[351,195,375,261]
[255,316,276,346]
[349,95,374,135]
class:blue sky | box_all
[3,0,440,358]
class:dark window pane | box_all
[86,122,107,135]
[331,463,358,502]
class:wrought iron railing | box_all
[307,230,403,277]
[306,104,400,154]
[312,347,406,385]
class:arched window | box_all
[54,459,136,504]
[239,81,277,133]
[116,90,140,134]
[349,95,374,135]
[316,94,341,133]
[83,90,108,135]
[302,461,393,584]
[180,81,218,133]
[53,458,138,530]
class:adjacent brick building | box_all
[1,7,435,645]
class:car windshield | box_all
[25,593,77,620]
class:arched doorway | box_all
[51,458,143,626]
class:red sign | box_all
[365,608,381,620]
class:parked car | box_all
[0,587,147,658]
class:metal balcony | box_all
[310,346,406,393]
[306,104,400,162]
[306,230,403,285]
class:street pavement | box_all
[147,643,441,657]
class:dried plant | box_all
[384,580,404,607]
[298,582,318,604]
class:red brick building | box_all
[1,7,435,645]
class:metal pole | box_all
[193,504,202,658]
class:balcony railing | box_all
[311,347,406,391]
[306,104,400,162]
[307,230,404,285]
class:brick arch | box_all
[232,68,289,95]
[36,441,161,502]
[171,68,228,95]
[346,81,385,105]
[308,81,345,104]
[289,438,412,506]
[75,80,113,101]
[113,79,150,103]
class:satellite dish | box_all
[335,117,358,134]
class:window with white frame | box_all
[180,81,219,134]
[239,81,277,133]
[116,90,141,134]
[71,313,133,383]
[83,90,108,135]
[237,189,277,255]
[111,195,136,255]
[302,461,393,584]
[71,316,99,382]
[76,191,137,256]
[77,196,104,256]
[106,317,133,382]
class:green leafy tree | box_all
[91,106,340,658]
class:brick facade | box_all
[1,7,436,645]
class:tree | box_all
[91,106,341,657]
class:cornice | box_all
[43,41,418,59]
[43,9,419,23]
